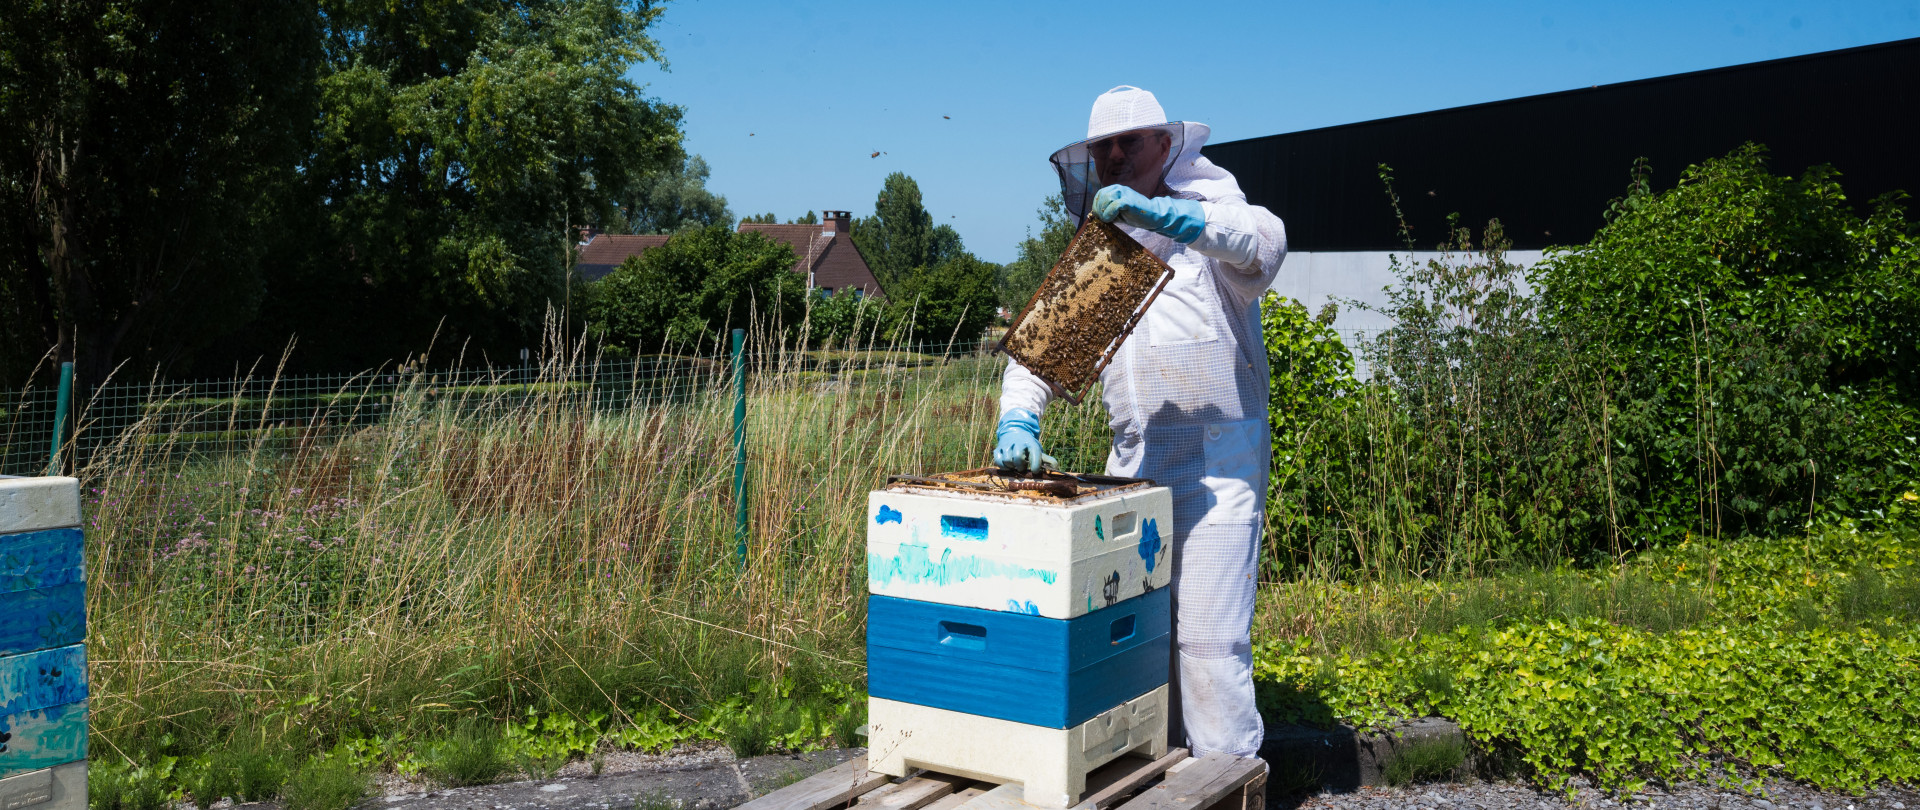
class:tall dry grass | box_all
[73,329,1107,759]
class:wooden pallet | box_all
[735,749,1265,810]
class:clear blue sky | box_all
[634,1,1920,264]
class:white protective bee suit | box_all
[999,87,1286,758]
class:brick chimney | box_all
[823,210,852,236]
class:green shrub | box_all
[588,225,804,353]
[423,719,510,787]
[281,753,369,810]
[1534,145,1920,542]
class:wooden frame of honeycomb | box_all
[996,220,1174,404]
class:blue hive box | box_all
[0,476,89,789]
[867,586,1169,729]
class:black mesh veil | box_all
[1048,123,1188,224]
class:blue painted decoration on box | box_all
[0,700,88,780]
[1005,599,1040,615]
[867,587,1170,729]
[939,515,988,541]
[0,529,84,592]
[0,645,87,716]
[1094,516,1104,541]
[0,583,86,657]
[1136,518,1162,572]
[868,542,1057,589]
[875,505,903,525]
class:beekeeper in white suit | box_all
[994,86,1285,758]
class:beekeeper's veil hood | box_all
[1049,86,1242,221]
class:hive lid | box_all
[883,468,1155,505]
[997,220,1174,404]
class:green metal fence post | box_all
[731,328,748,570]
[47,361,73,476]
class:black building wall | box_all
[1201,37,1920,252]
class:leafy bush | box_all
[1262,149,1920,576]
[588,226,804,352]
[1259,293,1357,574]
[804,290,894,349]
[1534,145,1920,541]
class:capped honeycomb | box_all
[998,220,1173,403]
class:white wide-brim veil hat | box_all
[1050,86,1243,220]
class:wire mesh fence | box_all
[11,338,1127,618]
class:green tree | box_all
[999,194,1076,312]
[891,253,999,349]
[588,226,801,353]
[612,153,732,234]
[741,213,779,225]
[0,0,319,385]
[244,0,684,371]
[851,173,961,291]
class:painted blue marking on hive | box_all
[1006,599,1041,615]
[1137,518,1163,572]
[0,645,87,717]
[0,582,86,657]
[0,529,85,592]
[875,505,902,525]
[0,699,89,779]
[868,542,1057,588]
[939,515,988,541]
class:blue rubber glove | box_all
[993,408,1059,472]
[1091,185,1206,244]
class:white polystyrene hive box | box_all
[867,684,1170,809]
[865,473,1173,619]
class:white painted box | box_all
[867,685,1169,809]
[0,761,85,810]
[0,478,80,535]
[866,474,1172,619]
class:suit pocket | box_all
[1147,260,1220,347]
[1201,418,1266,525]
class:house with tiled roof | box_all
[574,233,671,281]
[571,211,885,298]
[738,210,883,298]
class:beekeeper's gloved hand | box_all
[994,408,1058,473]
[1092,185,1206,244]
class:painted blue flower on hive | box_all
[1137,518,1162,572]
[875,505,903,525]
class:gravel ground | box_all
[1279,779,1920,810]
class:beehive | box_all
[0,476,88,810]
[865,469,1172,807]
